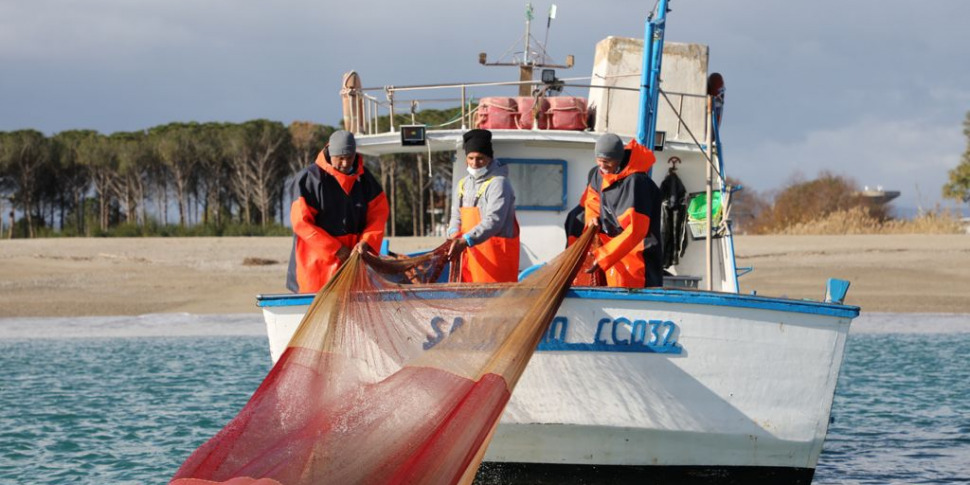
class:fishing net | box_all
[170,228,596,485]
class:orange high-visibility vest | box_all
[457,177,519,283]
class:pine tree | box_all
[942,111,970,205]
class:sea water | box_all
[0,313,968,484]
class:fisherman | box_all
[286,130,389,293]
[446,129,520,282]
[580,132,663,287]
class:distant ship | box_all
[857,185,901,205]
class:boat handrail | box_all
[344,77,704,137]
[350,76,733,241]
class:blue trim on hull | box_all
[257,287,859,319]
[565,288,859,318]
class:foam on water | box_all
[0,313,265,339]
[852,312,970,334]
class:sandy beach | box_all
[1,235,968,317]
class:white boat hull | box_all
[258,288,855,483]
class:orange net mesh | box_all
[170,228,596,485]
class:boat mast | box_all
[479,3,574,96]
[639,1,721,290]
[636,0,670,148]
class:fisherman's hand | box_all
[448,238,468,259]
[336,245,352,262]
[584,260,601,274]
[353,241,372,255]
[585,218,600,229]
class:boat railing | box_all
[342,76,707,138]
[347,75,729,234]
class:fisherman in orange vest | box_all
[446,129,520,282]
[287,130,389,293]
[580,133,664,288]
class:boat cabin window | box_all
[498,158,567,211]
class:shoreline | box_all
[1,235,968,317]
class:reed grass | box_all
[777,206,964,235]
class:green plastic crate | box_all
[687,192,723,222]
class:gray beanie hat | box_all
[329,130,356,157]
[594,133,624,161]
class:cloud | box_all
[1,0,968,214]
[730,116,965,209]
[0,1,198,62]
[928,87,970,106]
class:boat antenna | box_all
[542,4,557,59]
[478,3,574,96]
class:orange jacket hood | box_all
[315,145,365,194]
[600,140,656,190]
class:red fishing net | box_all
[170,228,595,485]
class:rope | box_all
[659,89,726,187]
[427,106,479,128]
[658,89,731,234]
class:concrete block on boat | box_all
[589,38,708,139]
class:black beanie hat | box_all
[463,129,493,158]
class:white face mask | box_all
[466,166,488,178]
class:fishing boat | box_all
[257,2,858,483]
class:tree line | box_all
[3,107,966,238]
[0,108,463,238]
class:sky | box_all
[2,0,969,214]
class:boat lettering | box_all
[424,315,681,354]
[545,316,568,343]
[594,317,679,348]
[543,316,681,354]
[423,316,465,350]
